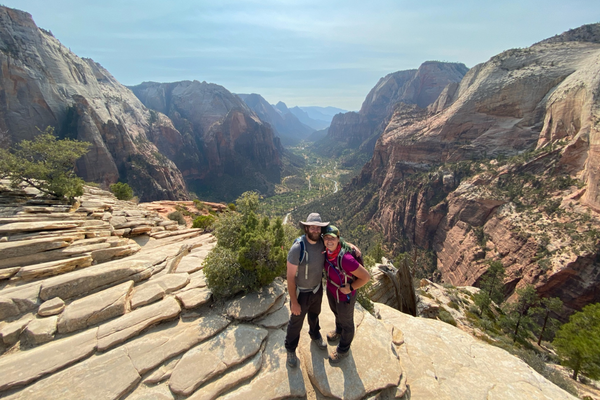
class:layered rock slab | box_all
[97,296,181,351]
[124,313,230,375]
[298,298,402,400]
[169,324,268,396]
[220,329,306,400]
[0,328,98,391]
[377,304,577,400]
[225,278,285,320]
[57,280,133,333]
[4,347,141,400]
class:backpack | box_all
[292,235,320,295]
[325,245,363,303]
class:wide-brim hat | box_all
[300,213,329,227]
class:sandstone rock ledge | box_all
[0,183,579,399]
[378,304,577,400]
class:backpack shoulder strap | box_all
[295,235,306,265]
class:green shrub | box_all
[168,211,186,225]
[110,182,134,200]
[447,301,460,310]
[0,128,90,200]
[203,191,286,299]
[438,308,457,326]
[192,215,215,231]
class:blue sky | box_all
[4,1,599,110]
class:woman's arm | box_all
[339,264,370,294]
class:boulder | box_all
[175,288,212,309]
[22,316,58,345]
[39,259,152,301]
[255,303,289,329]
[188,351,263,400]
[37,298,65,317]
[0,236,76,259]
[0,314,33,346]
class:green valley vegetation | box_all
[203,191,299,299]
[260,145,360,218]
[0,127,90,200]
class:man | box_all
[284,213,329,368]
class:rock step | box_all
[150,228,202,239]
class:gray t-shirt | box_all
[287,237,325,289]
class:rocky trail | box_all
[0,182,577,399]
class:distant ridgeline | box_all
[295,23,600,320]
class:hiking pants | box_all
[284,285,323,352]
[327,289,357,354]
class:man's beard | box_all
[306,230,321,242]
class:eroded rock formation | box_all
[0,182,578,399]
[346,23,600,315]
[317,61,468,158]
[237,95,314,146]
[130,81,283,200]
[0,6,188,201]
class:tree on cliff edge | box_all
[0,128,90,200]
[553,303,600,380]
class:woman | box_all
[322,225,371,363]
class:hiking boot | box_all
[326,330,341,343]
[287,350,298,368]
[329,347,350,364]
[312,336,327,350]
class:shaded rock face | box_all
[237,94,314,146]
[0,7,188,201]
[348,23,600,315]
[130,81,283,200]
[320,61,468,156]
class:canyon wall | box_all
[344,24,600,315]
[130,82,283,200]
[317,61,468,158]
[0,7,188,201]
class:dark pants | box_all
[284,285,323,352]
[327,289,357,354]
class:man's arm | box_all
[287,261,301,315]
[346,241,361,258]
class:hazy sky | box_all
[4,1,600,110]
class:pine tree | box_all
[553,303,600,380]
[0,128,90,199]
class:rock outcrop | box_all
[0,182,578,399]
[237,95,314,146]
[129,81,283,201]
[0,6,188,201]
[338,23,600,315]
[315,61,468,158]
